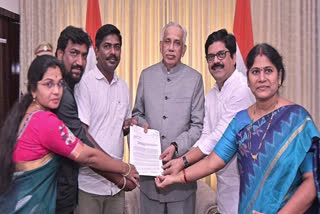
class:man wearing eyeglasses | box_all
[162,29,255,214]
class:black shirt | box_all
[53,84,93,214]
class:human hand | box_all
[142,124,149,133]
[162,158,184,175]
[154,174,181,189]
[117,177,137,191]
[124,179,137,191]
[252,211,264,214]
[160,145,175,162]
[123,163,140,188]
[123,118,138,131]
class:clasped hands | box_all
[154,153,184,190]
[118,163,140,191]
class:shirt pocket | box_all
[115,101,128,121]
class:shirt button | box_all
[165,96,168,100]
[161,135,166,139]
[167,78,171,82]
[163,115,167,119]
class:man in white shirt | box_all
[163,29,255,214]
[74,24,136,214]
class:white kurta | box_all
[193,69,255,214]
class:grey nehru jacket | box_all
[132,61,204,202]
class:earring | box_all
[33,96,36,102]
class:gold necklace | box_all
[248,100,278,161]
[248,112,275,161]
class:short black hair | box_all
[205,29,236,59]
[95,24,122,49]
[56,26,91,56]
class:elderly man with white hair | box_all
[132,22,205,214]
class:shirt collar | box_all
[161,61,183,75]
[94,65,119,84]
[213,69,239,91]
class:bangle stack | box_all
[123,163,131,177]
[183,169,188,183]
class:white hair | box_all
[160,22,187,44]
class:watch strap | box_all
[170,142,178,156]
[182,155,189,168]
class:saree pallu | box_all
[0,156,60,214]
[236,105,319,214]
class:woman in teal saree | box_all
[155,43,320,213]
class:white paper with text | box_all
[129,125,163,176]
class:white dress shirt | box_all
[193,69,255,214]
[74,65,131,196]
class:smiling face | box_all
[207,41,236,90]
[32,66,64,110]
[247,54,282,101]
[57,40,88,85]
[160,26,186,70]
[95,34,121,74]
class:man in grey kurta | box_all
[132,22,204,214]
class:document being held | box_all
[129,125,163,176]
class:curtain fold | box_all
[20,0,319,190]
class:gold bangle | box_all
[120,176,126,191]
[123,163,131,177]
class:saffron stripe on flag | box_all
[85,0,102,73]
[233,0,254,75]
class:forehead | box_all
[65,40,88,52]
[163,26,184,40]
[101,34,121,44]
[42,66,62,80]
[207,41,227,54]
[252,55,275,67]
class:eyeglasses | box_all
[206,50,230,63]
[38,80,65,89]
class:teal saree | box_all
[0,156,60,213]
[214,105,320,214]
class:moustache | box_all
[106,55,119,61]
[71,65,84,72]
[211,63,224,70]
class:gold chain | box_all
[248,100,278,161]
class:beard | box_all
[64,65,84,88]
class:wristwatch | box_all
[182,156,189,168]
[170,142,179,157]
